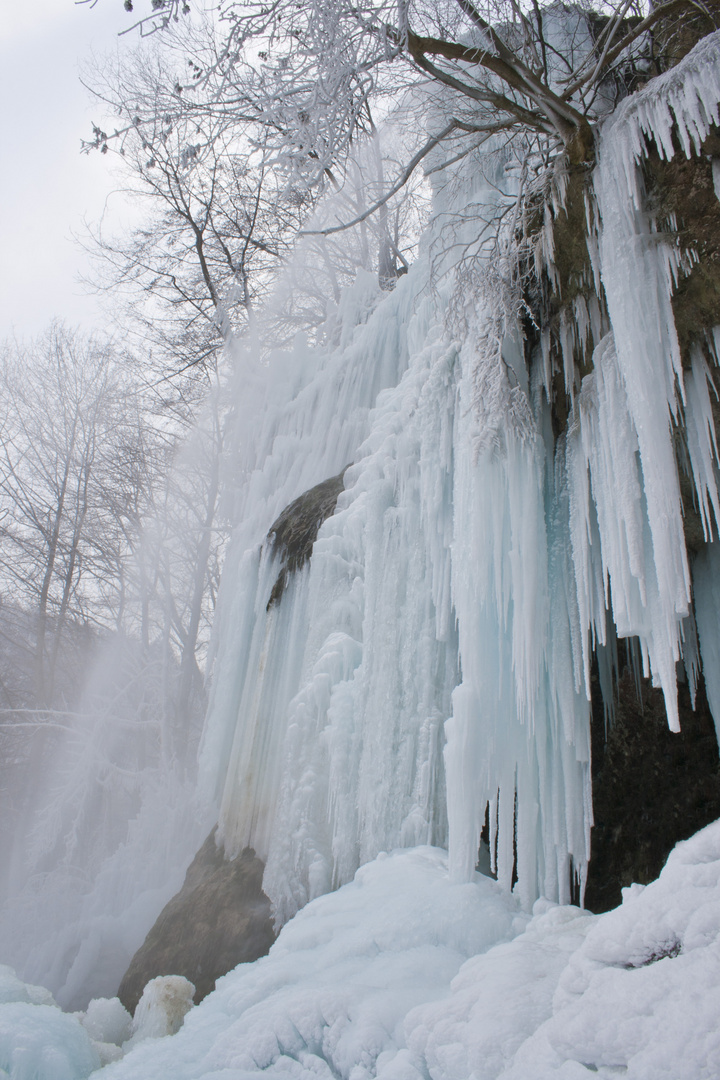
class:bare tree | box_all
[85,0,717,207]
[0,323,228,909]
[0,326,140,704]
[82,40,315,372]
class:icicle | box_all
[684,347,720,542]
[587,34,720,728]
[567,331,691,729]
[596,615,618,733]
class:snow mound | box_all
[94,847,526,1079]
[0,965,56,1008]
[500,819,720,1078]
[0,1001,100,1080]
[0,970,133,1078]
[80,998,131,1047]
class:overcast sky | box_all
[0,1,139,341]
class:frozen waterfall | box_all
[195,29,720,922]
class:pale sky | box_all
[0,1,139,341]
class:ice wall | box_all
[200,30,720,923]
[200,157,588,919]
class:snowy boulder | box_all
[80,996,132,1046]
[126,976,195,1045]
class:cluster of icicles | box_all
[199,32,720,923]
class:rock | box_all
[585,664,720,912]
[117,830,276,1014]
[266,467,349,607]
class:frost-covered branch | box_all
[302,121,461,236]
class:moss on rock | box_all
[266,467,349,608]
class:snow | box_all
[80,999,131,1048]
[87,847,528,1080]
[0,968,56,1009]
[0,1003,101,1080]
[499,820,720,1078]
[0,968,101,1080]
[8,821,710,1080]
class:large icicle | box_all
[447,308,591,906]
[591,30,720,729]
[263,328,459,924]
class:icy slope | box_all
[3,823,720,1079]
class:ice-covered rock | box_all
[126,976,195,1045]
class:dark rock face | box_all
[117,830,276,1014]
[585,663,720,913]
[266,467,349,608]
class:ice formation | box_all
[80,998,131,1050]
[125,976,195,1045]
[590,29,720,731]
[0,967,101,1079]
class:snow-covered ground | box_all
[2,821,720,1080]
